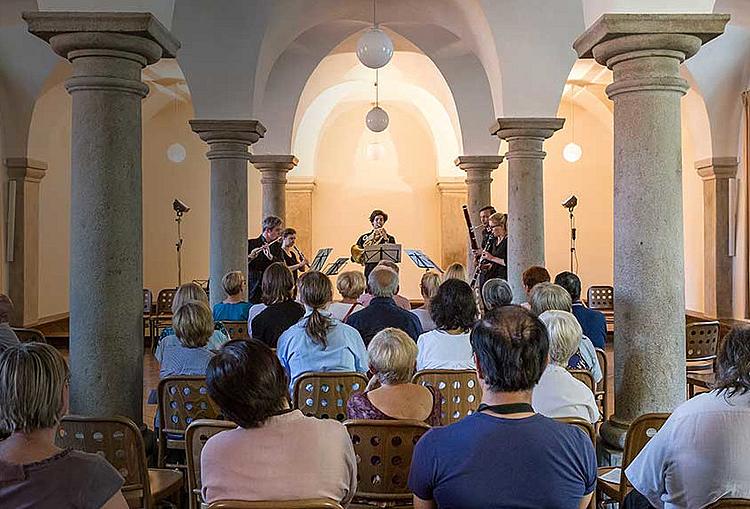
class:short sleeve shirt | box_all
[408,412,597,508]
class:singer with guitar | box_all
[280,227,310,281]
[247,215,285,304]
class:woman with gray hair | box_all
[533,310,599,424]
[347,328,442,426]
[0,343,128,508]
[481,278,513,314]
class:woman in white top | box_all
[328,271,365,322]
[533,310,599,424]
[416,279,477,371]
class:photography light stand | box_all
[561,195,578,273]
[173,199,190,285]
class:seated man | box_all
[0,294,19,352]
[359,260,411,311]
[554,271,607,349]
[408,306,596,508]
[346,266,422,345]
[623,325,750,509]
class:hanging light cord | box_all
[373,0,377,26]
[375,69,379,107]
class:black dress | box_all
[356,231,396,279]
[479,235,507,289]
[282,248,301,281]
[247,235,284,304]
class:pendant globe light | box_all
[563,84,583,163]
[357,0,393,69]
[366,69,389,132]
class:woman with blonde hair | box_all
[442,262,468,283]
[277,271,368,393]
[328,270,366,322]
[155,300,217,379]
[411,271,441,332]
[251,263,305,348]
[0,343,127,508]
[213,270,251,322]
[347,328,442,426]
[157,282,229,350]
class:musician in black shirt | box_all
[247,216,284,304]
[478,212,508,289]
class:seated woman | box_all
[533,311,599,424]
[411,271,441,332]
[328,270,366,322]
[481,278,513,315]
[0,343,127,508]
[155,300,216,379]
[347,328,442,426]
[158,282,229,350]
[277,271,368,394]
[251,263,305,348]
[416,278,477,371]
[201,339,356,505]
[212,271,251,322]
[442,262,468,283]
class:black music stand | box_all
[363,243,401,265]
[405,249,443,274]
[324,257,349,276]
[310,248,333,272]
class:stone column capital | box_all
[436,178,468,194]
[491,118,565,141]
[5,158,48,182]
[455,155,503,187]
[190,120,266,160]
[695,157,738,180]
[287,177,316,193]
[251,154,299,172]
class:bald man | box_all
[0,295,19,351]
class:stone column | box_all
[436,179,468,269]
[24,12,180,423]
[574,13,729,448]
[696,157,737,318]
[190,121,266,305]
[250,155,298,222]
[491,119,564,302]
[5,158,46,327]
[286,177,315,258]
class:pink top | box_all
[201,410,357,505]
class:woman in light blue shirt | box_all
[277,271,368,394]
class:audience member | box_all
[328,271,366,321]
[623,325,750,509]
[442,262,468,283]
[0,343,127,508]
[0,295,19,352]
[346,267,423,345]
[201,339,356,505]
[521,265,550,308]
[554,271,607,349]
[155,300,216,379]
[347,328,442,426]
[277,271,368,393]
[534,311,599,423]
[212,271,251,322]
[408,306,596,508]
[359,260,412,310]
[411,272,441,332]
[158,282,229,350]
[481,278,513,314]
[530,282,602,384]
[251,263,305,348]
[416,279,477,371]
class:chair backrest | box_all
[186,419,235,509]
[156,288,177,316]
[587,285,614,310]
[568,369,596,393]
[56,415,153,508]
[619,413,670,498]
[208,500,344,509]
[708,499,750,508]
[158,376,223,435]
[344,419,430,502]
[11,327,46,343]
[221,320,251,341]
[686,321,720,362]
[594,347,608,418]
[143,289,153,315]
[411,369,481,425]
[293,372,369,420]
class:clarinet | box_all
[470,231,494,290]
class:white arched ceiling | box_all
[581,0,717,27]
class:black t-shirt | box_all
[247,235,284,304]
[480,235,507,287]
[251,300,305,348]
[282,249,301,281]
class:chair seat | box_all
[149,468,184,501]
[596,466,622,500]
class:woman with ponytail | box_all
[277,271,368,393]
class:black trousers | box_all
[622,490,656,509]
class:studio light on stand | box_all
[173,198,190,285]
[562,195,578,272]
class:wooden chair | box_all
[568,369,596,393]
[587,285,614,310]
[158,376,223,468]
[221,320,251,341]
[11,327,46,343]
[554,417,597,509]
[293,372,369,420]
[186,419,235,509]
[56,415,183,509]
[143,288,154,343]
[208,500,343,509]
[708,500,750,508]
[597,413,670,505]
[411,369,481,425]
[344,419,430,507]
[686,321,720,372]
[152,288,177,350]
[594,347,608,419]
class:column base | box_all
[600,415,630,450]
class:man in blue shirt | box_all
[555,271,607,349]
[346,266,422,345]
[408,306,596,508]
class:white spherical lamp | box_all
[366,106,389,132]
[563,142,582,163]
[366,142,385,160]
[167,143,187,163]
[356,27,394,69]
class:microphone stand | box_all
[568,207,576,273]
[175,210,184,285]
